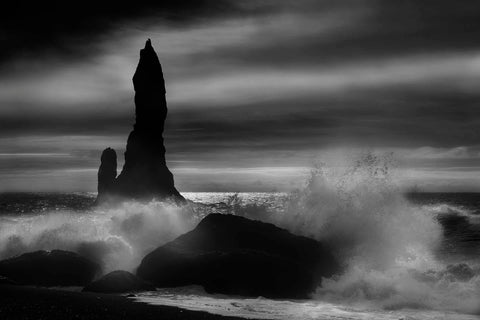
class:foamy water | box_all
[0,154,479,318]
[0,199,197,271]
[133,286,479,320]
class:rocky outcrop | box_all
[82,270,155,293]
[96,39,184,203]
[0,250,99,286]
[97,147,117,201]
[136,214,339,299]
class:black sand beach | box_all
[0,285,252,320]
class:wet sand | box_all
[0,285,252,320]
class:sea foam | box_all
[0,151,479,315]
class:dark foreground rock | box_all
[137,214,339,299]
[96,39,184,203]
[0,275,16,285]
[0,250,99,286]
[83,270,155,293]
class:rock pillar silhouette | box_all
[96,39,184,203]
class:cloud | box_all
[2,0,480,191]
[0,0,250,66]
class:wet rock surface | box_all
[0,250,99,286]
[137,214,339,299]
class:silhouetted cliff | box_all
[97,39,184,203]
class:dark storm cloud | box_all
[4,86,479,156]
[181,0,480,69]
[0,0,247,65]
[162,87,480,164]
[8,0,480,67]
[2,0,480,191]
[0,102,131,135]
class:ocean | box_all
[0,188,479,319]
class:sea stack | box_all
[97,148,117,199]
[96,39,184,203]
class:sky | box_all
[1,0,480,192]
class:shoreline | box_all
[0,285,255,320]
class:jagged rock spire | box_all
[96,39,184,203]
[132,39,167,132]
[133,39,165,94]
